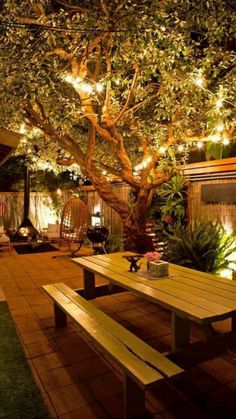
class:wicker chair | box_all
[60,197,89,256]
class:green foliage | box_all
[0,156,79,192]
[165,221,236,274]
[0,302,50,418]
[0,0,235,168]
[157,173,186,222]
[150,173,186,246]
[105,234,123,253]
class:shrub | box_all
[165,221,236,274]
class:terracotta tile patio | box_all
[1,245,236,418]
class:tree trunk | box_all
[123,189,155,253]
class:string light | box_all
[211,133,220,143]
[64,74,81,87]
[159,146,166,154]
[57,188,62,196]
[19,123,27,134]
[96,82,104,93]
[178,144,184,152]
[115,79,120,85]
[215,99,223,109]
[222,137,229,145]
[81,82,93,94]
[216,123,224,133]
[197,141,203,149]
[194,76,204,87]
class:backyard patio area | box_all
[1,246,236,418]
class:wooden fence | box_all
[1,158,236,237]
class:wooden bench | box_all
[42,282,183,419]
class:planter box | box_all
[148,260,169,277]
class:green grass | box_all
[0,302,50,419]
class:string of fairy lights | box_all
[17,69,235,178]
[62,71,235,169]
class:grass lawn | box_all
[0,302,50,419]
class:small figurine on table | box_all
[123,255,143,272]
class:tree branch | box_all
[111,66,140,126]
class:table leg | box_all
[124,374,145,419]
[83,269,96,300]
[171,312,190,351]
[232,313,236,331]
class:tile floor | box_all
[1,245,236,418]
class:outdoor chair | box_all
[60,197,89,256]
[0,226,11,255]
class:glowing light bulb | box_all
[195,77,204,87]
[211,133,220,143]
[81,82,93,94]
[115,79,120,85]
[64,74,81,87]
[216,99,223,109]
[178,144,184,152]
[102,170,107,175]
[96,82,104,93]
[159,146,166,154]
[216,123,224,133]
[57,188,62,196]
[19,123,26,134]
[223,137,229,145]
[197,141,203,149]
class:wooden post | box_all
[124,374,145,419]
[83,269,96,300]
[54,304,67,327]
[171,313,190,351]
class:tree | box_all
[0,0,235,252]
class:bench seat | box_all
[42,282,183,418]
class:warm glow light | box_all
[210,133,220,143]
[57,188,62,196]
[197,141,203,149]
[81,82,93,94]
[216,99,223,109]
[64,74,81,87]
[223,137,229,145]
[216,123,224,133]
[195,76,204,87]
[96,82,104,93]
[159,146,166,154]
[19,123,27,134]
[115,79,120,85]
[178,144,184,152]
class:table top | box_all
[73,252,236,325]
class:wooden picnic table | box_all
[73,252,236,351]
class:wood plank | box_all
[165,277,236,310]
[54,283,183,379]
[88,254,236,301]
[76,256,233,317]
[42,284,164,388]
[73,259,232,323]
[169,264,236,292]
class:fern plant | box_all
[165,221,236,274]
